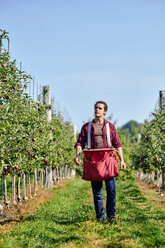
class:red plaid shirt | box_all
[75,119,122,149]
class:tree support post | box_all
[43,85,53,189]
[160,90,165,189]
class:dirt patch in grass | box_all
[83,233,107,248]
[0,179,69,233]
[120,238,140,248]
[135,178,165,211]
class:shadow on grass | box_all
[37,233,82,246]
[11,226,82,247]
[105,243,125,248]
[22,212,89,226]
[7,213,85,247]
[0,218,21,225]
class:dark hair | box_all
[94,101,108,112]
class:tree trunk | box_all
[4,175,10,208]
[12,173,16,205]
[40,169,44,188]
[34,169,37,196]
[28,175,32,199]
[45,167,53,189]
[52,167,56,185]
[56,167,59,183]
[22,173,28,200]
[17,175,22,202]
[1,174,3,204]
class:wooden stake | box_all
[43,85,52,122]
[8,38,10,52]
[159,90,165,189]
[33,76,35,102]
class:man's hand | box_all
[116,147,126,171]
[75,145,82,165]
[75,154,81,165]
[120,161,126,170]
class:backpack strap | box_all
[87,121,92,149]
[87,121,112,148]
[106,123,112,147]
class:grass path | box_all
[0,172,165,248]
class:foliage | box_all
[0,29,75,176]
[117,127,133,168]
[131,102,165,173]
[121,120,143,142]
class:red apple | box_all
[7,166,11,173]
[4,77,9,82]
[4,171,8,176]
[44,159,48,165]
[28,151,32,156]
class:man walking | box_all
[75,101,126,223]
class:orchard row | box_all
[131,102,165,174]
[0,30,75,177]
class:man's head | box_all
[94,101,108,118]
[94,101,108,112]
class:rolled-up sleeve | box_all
[111,124,122,148]
[74,124,88,149]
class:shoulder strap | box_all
[87,121,92,149]
[106,123,112,147]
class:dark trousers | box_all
[91,178,116,219]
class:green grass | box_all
[0,173,165,248]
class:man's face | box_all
[95,103,106,118]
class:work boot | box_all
[107,216,116,224]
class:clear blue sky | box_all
[1,0,165,132]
